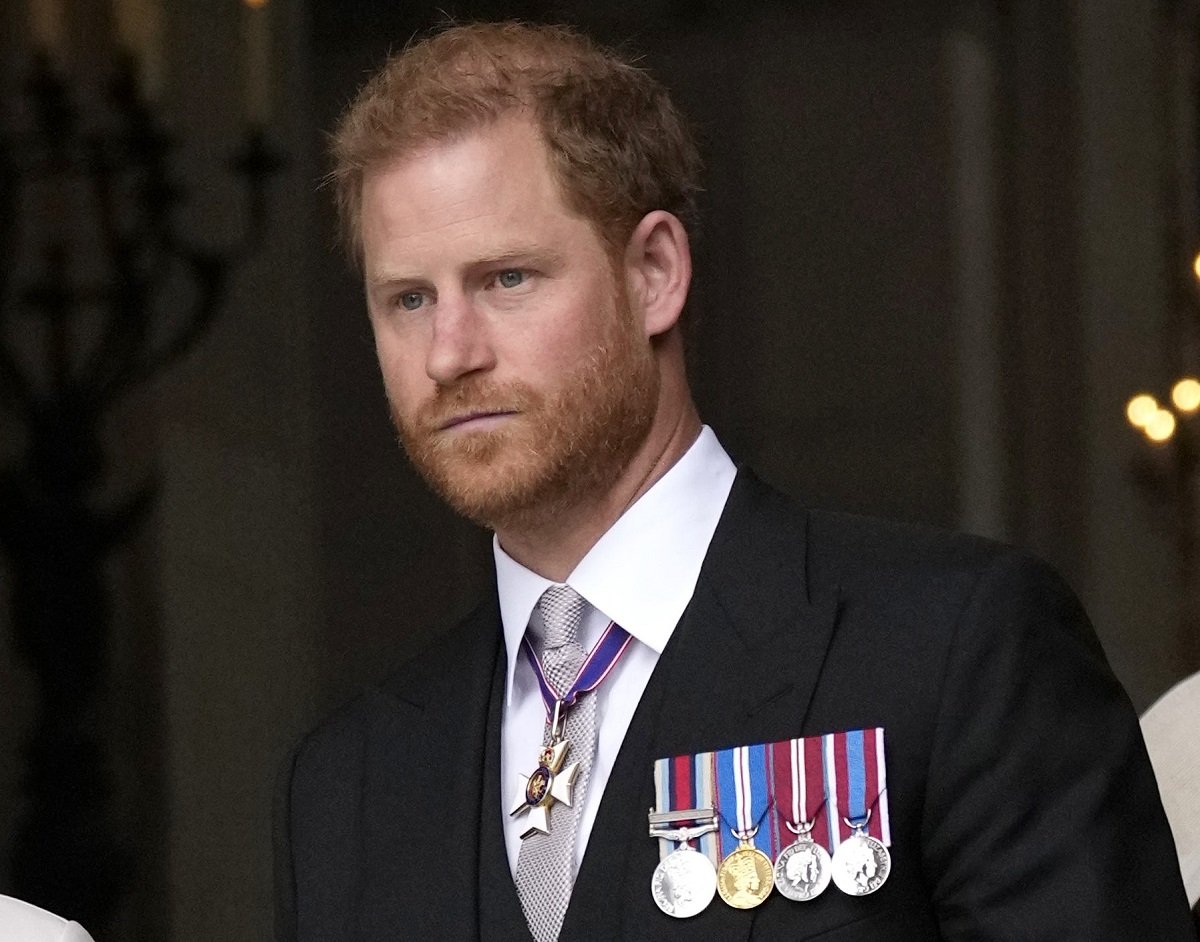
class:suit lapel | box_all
[358,597,505,941]
[660,470,841,752]
[563,471,841,940]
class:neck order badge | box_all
[510,619,633,837]
[651,728,890,918]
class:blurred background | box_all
[1,0,1198,938]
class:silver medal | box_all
[651,845,718,918]
[773,829,832,901]
[648,808,720,919]
[830,828,890,897]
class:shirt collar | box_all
[495,425,737,704]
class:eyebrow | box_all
[366,273,423,291]
[366,246,568,289]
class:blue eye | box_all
[399,292,424,311]
[497,270,525,288]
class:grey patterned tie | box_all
[515,584,597,942]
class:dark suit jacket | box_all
[275,471,1196,940]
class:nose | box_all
[425,293,496,386]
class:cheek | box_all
[372,328,429,406]
[533,287,625,370]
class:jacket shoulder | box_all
[734,470,1072,607]
[806,504,1029,585]
[287,595,497,769]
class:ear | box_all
[623,211,692,338]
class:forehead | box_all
[359,116,590,272]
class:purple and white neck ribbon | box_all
[521,619,633,717]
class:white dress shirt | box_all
[496,426,737,874]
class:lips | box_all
[438,410,519,431]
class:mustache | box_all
[414,381,539,431]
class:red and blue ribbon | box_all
[652,751,719,863]
[655,728,890,863]
[826,726,890,849]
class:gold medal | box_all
[716,843,774,909]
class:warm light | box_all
[1194,252,1200,281]
[1171,377,1200,413]
[1145,409,1177,443]
[243,0,269,7]
[1126,393,1159,428]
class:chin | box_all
[426,460,569,530]
[399,427,547,524]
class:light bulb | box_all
[1145,409,1177,443]
[1171,377,1200,413]
[1126,393,1159,429]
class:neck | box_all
[495,398,702,582]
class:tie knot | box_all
[536,584,585,650]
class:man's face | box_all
[360,116,659,529]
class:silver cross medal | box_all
[510,700,580,838]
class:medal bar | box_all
[648,808,718,830]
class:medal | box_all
[716,838,774,909]
[714,744,774,909]
[826,726,891,896]
[652,846,718,918]
[774,820,832,901]
[770,735,831,901]
[650,728,892,913]
[509,729,580,838]
[651,752,721,918]
[510,618,632,839]
[648,809,719,918]
[831,813,890,896]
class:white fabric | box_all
[1140,671,1200,907]
[0,895,95,942]
[497,425,737,874]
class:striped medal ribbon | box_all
[647,753,719,919]
[651,728,892,913]
[828,727,892,896]
[769,736,833,901]
[714,743,775,909]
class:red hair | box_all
[329,21,702,264]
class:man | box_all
[274,21,1195,941]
